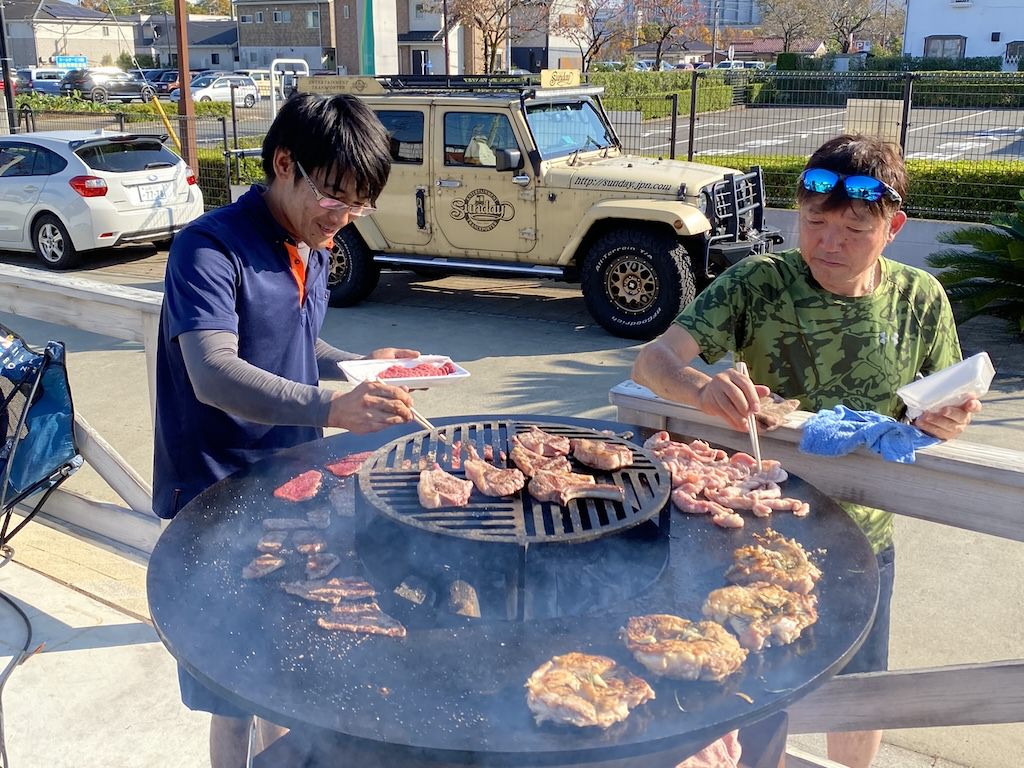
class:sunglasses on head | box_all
[799,168,903,204]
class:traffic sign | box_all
[54,55,88,70]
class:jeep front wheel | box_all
[580,228,696,340]
[328,225,380,306]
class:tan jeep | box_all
[299,73,782,340]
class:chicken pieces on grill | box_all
[621,614,748,682]
[702,582,818,652]
[725,529,822,595]
[525,652,655,729]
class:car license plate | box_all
[138,183,170,203]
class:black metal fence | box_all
[9,72,1024,222]
[608,71,1024,221]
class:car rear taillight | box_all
[185,166,197,185]
[69,175,108,197]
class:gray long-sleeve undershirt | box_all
[179,330,363,427]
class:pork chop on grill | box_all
[291,531,328,555]
[242,553,285,579]
[463,458,526,497]
[513,426,571,457]
[305,553,341,579]
[418,466,474,509]
[621,614,748,682]
[529,470,625,507]
[317,601,407,637]
[273,469,323,502]
[571,438,634,471]
[726,530,822,595]
[256,530,289,554]
[525,652,655,729]
[702,582,818,651]
[282,577,376,604]
[324,451,374,478]
[510,444,572,477]
[262,517,313,531]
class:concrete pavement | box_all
[0,239,1022,767]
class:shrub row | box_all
[15,93,234,119]
[694,154,1024,222]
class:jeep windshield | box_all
[525,100,616,160]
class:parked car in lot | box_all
[17,67,64,94]
[169,74,260,107]
[0,131,203,269]
[59,69,157,103]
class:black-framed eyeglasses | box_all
[800,167,903,204]
[294,161,376,217]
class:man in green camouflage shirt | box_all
[633,134,981,768]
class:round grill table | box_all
[148,415,879,766]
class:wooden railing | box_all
[0,264,162,562]
[610,379,1024,766]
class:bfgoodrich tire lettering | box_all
[32,214,81,270]
[581,228,696,340]
[328,226,380,307]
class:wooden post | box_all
[173,0,198,173]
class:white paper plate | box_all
[338,355,471,387]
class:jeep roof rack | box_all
[296,73,604,100]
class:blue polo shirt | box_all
[153,187,330,519]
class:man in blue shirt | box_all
[154,93,418,766]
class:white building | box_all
[903,0,1023,71]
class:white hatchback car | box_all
[0,130,204,269]
[170,74,260,108]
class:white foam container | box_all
[897,352,995,419]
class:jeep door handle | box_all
[511,175,531,187]
[436,178,462,188]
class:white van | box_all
[234,69,272,97]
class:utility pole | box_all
[710,0,720,65]
[0,0,16,133]
[173,0,198,172]
[442,0,450,74]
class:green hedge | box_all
[589,72,733,119]
[15,93,233,118]
[865,56,1003,72]
[693,154,1024,221]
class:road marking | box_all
[905,109,992,133]
[694,110,847,141]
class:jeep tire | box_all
[581,228,696,340]
[328,225,380,307]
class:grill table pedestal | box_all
[149,415,877,767]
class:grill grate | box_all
[357,420,671,544]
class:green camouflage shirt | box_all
[675,249,962,552]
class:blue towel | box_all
[799,405,941,464]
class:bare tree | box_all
[821,0,887,54]
[637,0,703,68]
[551,0,629,71]
[757,0,822,52]
[447,0,553,73]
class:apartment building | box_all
[904,0,1023,70]
[235,0,337,71]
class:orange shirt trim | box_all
[284,241,306,305]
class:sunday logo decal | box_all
[450,189,516,232]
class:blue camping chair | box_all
[0,322,82,550]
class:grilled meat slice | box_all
[513,425,571,457]
[242,553,285,579]
[463,458,526,497]
[529,470,624,506]
[525,652,655,729]
[256,530,289,554]
[510,444,572,477]
[282,577,376,604]
[621,614,748,682]
[702,582,818,651]
[305,553,341,580]
[262,517,313,531]
[754,394,801,431]
[726,530,822,595]
[324,451,374,478]
[306,506,331,529]
[317,601,407,637]
[418,466,473,509]
[273,469,323,502]
[571,438,634,471]
[291,530,328,555]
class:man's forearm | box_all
[632,343,709,408]
[315,337,362,380]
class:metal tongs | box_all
[734,360,763,471]
[373,375,446,442]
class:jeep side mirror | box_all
[495,148,523,172]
